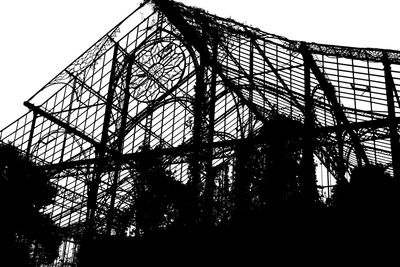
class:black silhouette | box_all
[0,143,61,266]
[116,144,190,236]
[1,0,400,265]
[330,164,400,221]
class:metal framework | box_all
[2,0,400,264]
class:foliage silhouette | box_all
[114,144,190,237]
[77,116,400,264]
[77,115,400,265]
[230,114,321,226]
[0,143,61,266]
[327,164,400,256]
[331,164,400,215]
[256,114,306,208]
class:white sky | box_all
[0,0,399,127]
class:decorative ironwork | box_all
[131,36,187,102]
[1,0,400,264]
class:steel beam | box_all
[190,45,206,224]
[26,111,37,159]
[23,102,102,150]
[336,122,346,181]
[383,52,400,179]
[87,44,119,238]
[299,42,369,166]
[151,0,271,128]
[106,57,134,235]
[36,116,400,172]
[249,38,305,115]
[301,53,318,204]
[316,117,400,134]
[203,34,218,226]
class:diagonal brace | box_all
[299,43,369,166]
[24,101,102,150]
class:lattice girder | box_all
[1,1,400,257]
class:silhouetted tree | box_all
[232,141,255,219]
[331,164,399,212]
[116,144,190,237]
[256,115,305,208]
[227,113,324,232]
[329,177,350,210]
[233,114,314,212]
[327,164,400,248]
[0,143,61,266]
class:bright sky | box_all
[0,0,399,127]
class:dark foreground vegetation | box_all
[78,116,400,265]
[2,115,400,266]
[0,143,61,266]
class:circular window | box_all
[130,38,187,103]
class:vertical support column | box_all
[336,123,346,181]
[248,38,254,134]
[26,111,38,159]
[86,44,119,238]
[301,43,318,205]
[232,38,254,218]
[189,51,206,226]
[300,45,368,167]
[106,58,133,235]
[383,53,400,180]
[203,35,218,226]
